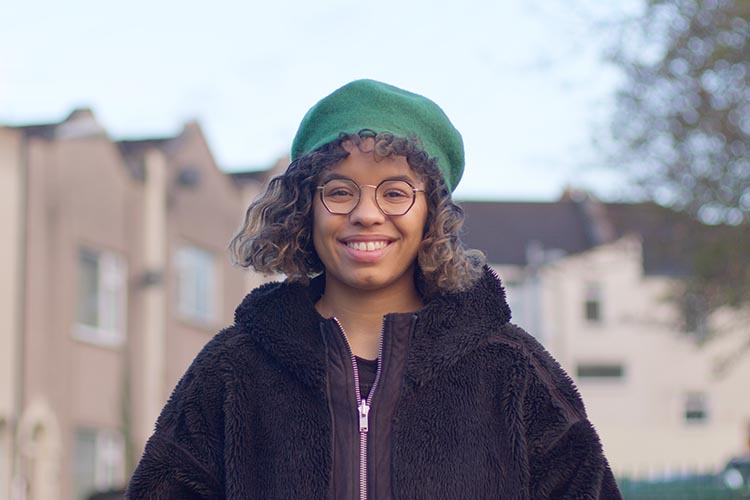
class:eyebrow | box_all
[318,173,420,185]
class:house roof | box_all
[11,108,106,140]
[460,196,702,276]
[230,170,270,185]
[14,123,58,139]
[602,202,697,276]
[230,155,290,188]
[460,200,592,267]
[116,138,176,181]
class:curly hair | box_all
[229,131,485,295]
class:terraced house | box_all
[0,109,273,500]
[1,110,748,499]
[461,196,750,476]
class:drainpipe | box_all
[11,133,29,499]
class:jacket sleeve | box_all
[126,333,229,500]
[522,335,622,500]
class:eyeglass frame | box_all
[316,177,426,216]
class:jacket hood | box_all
[233,266,511,388]
[406,266,511,387]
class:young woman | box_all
[127,80,622,499]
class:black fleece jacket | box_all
[126,268,622,499]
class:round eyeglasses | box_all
[317,178,425,216]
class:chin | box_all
[345,274,392,291]
[345,267,415,292]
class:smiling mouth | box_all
[345,241,390,251]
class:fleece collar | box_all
[233,266,511,389]
[406,267,511,387]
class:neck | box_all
[315,274,423,359]
[316,275,423,319]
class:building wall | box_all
[0,127,24,500]
[123,123,263,464]
[162,123,248,393]
[21,130,136,499]
[499,237,750,475]
[0,112,270,500]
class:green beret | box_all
[291,79,465,192]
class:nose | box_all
[349,185,384,226]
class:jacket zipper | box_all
[333,317,385,500]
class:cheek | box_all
[311,201,335,258]
[311,205,324,250]
[400,213,429,249]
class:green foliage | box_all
[609,0,750,322]
[612,0,750,222]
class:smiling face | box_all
[312,141,428,297]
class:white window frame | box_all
[74,247,127,347]
[175,244,219,325]
[74,428,125,500]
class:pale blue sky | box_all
[0,0,635,200]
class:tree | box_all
[611,0,750,223]
[608,0,750,336]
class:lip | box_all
[339,236,395,263]
[340,234,395,243]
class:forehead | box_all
[320,145,423,186]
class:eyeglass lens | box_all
[320,179,416,215]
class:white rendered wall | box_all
[495,237,750,475]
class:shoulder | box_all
[157,280,319,423]
[490,322,557,367]
[179,281,296,373]
[217,277,328,388]
[233,278,320,328]
[473,319,550,366]
[234,279,294,321]
[172,326,243,388]
[493,323,587,421]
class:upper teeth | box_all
[347,241,388,251]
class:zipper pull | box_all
[358,399,370,432]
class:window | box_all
[576,363,625,381]
[74,429,125,500]
[75,248,127,346]
[684,392,709,423]
[584,283,602,322]
[176,245,218,324]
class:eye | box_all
[322,180,357,200]
[382,189,410,199]
[327,188,354,197]
[378,181,413,203]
